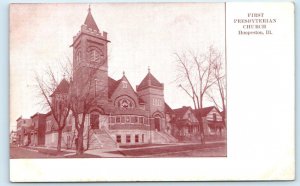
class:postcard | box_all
[9,2,294,182]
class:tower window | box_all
[88,48,102,63]
[152,98,162,106]
[95,79,101,95]
[90,50,98,62]
[76,51,82,63]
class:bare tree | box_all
[35,51,109,154]
[85,126,99,151]
[35,64,71,152]
[175,45,223,143]
[208,51,226,126]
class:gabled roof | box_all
[30,112,46,119]
[84,8,99,32]
[193,106,220,117]
[172,106,191,120]
[51,79,70,96]
[108,76,122,98]
[45,111,52,117]
[164,102,173,114]
[16,116,22,122]
[108,74,141,101]
[137,71,163,91]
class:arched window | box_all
[118,98,133,108]
[90,49,99,62]
[76,51,82,63]
[115,96,136,109]
[88,47,104,64]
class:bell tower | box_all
[71,6,110,102]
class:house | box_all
[193,106,225,136]
[29,113,47,146]
[10,130,17,144]
[172,106,200,139]
[45,109,74,149]
[16,116,32,146]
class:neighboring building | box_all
[45,111,58,148]
[193,106,225,136]
[16,116,32,146]
[45,110,74,149]
[170,106,225,141]
[30,113,47,146]
[10,130,17,144]
[172,106,201,139]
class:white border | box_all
[10,2,295,181]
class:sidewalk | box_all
[85,149,124,158]
[21,146,76,157]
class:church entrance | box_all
[154,117,160,131]
[90,113,100,129]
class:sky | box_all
[10,3,225,130]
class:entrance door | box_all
[154,117,160,131]
[90,114,100,129]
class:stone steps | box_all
[89,129,117,149]
[162,132,178,143]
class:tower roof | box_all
[84,6,99,32]
[50,79,70,97]
[137,70,163,91]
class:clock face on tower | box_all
[88,47,105,65]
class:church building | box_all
[45,7,178,149]
[41,7,225,150]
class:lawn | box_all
[107,142,226,157]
